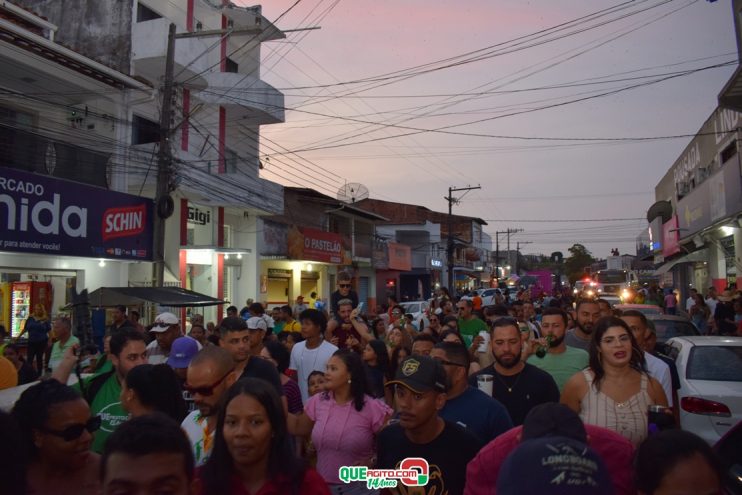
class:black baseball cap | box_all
[385,356,447,394]
[522,403,587,444]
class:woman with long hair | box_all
[199,378,329,494]
[561,316,668,446]
[289,349,392,494]
[385,326,411,357]
[689,293,710,335]
[12,379,100,494]
[261,341,303,414]
[370,318,387,340]
[362,340,390,399]
[17,303,51,372]
[120,364,188,422]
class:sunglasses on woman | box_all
[184,369,233,396]
[39,416,101,442]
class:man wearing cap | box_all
[246,316,267,357]
[431,342,512,444]
[147,312,201,365]
[464,403,635,495]
[167,336,200,412]
[378,355,483,495]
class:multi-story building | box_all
[0,0,156,329]
[257,187,386,311]
[355,198,492,301]
[15,0,288,323]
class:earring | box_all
[348,379,352,384]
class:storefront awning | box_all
[84,287,226,307]
[655,249,708,275]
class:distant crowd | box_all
[0,273,734,494]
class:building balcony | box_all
[195,73,284,125]
[132,17,209,89]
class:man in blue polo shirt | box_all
[430,341,512,443]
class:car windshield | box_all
[687,346,742,381]
[402,303,420,313]
[595,271,626,284]
[633,306,662,315]
[651,319,698,341]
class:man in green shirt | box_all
[457,299,488,347]
[53,328,148,453]
[526,307,588,391]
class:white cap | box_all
[246,316,268,331]
[151,312,179,332]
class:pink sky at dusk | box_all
[237,0,737,258]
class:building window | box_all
[137,3,162,22]
[132,115,159,145]
[720,140,737,164]
[225,58,239,73]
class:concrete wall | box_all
[16,0,133,73]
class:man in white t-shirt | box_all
[147,312,201,365]
[685,288,698,313]
[289,308,338,402]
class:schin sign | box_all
[0,167,153,260]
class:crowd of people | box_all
[0,276,734,495]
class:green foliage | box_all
[564,244,595,284]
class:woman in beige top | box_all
[561,316,667,446]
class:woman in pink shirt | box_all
[289,349,392,494]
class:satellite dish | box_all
[337,183,369,204]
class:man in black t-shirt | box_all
[469,317,559,425]
[379,355,483,495]
[217,317,284,401]
[330,272,359,315]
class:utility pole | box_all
[153,23,177,288]
[495,228,522,282]
[445,185,481,291]
[515,241,532,274]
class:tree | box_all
[564,243,595,284]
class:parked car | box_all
[399,300,430,330]
[714,420,742,495]
[615,303,663,315]
[664,336,742,445]
[647,314,700,344]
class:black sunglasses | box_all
[184,369,233,396]
[339,284,351,288]
[39,416,101,442]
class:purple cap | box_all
[166,337,199,369]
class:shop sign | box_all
[431,258,443,268]
[267,268,292,279]
[0,166,153,260]
[388,242,412,271]
[662,216,680,257]
[289,227,346,264]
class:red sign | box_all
[300,228,344,263]
[102,204,147,241]
[662,215,681,257]
[388,242,412,271]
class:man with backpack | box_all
[52,328,148,453]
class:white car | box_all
[665,336,742,444]
[399,300,430,330]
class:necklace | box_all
[495,370,523,393]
